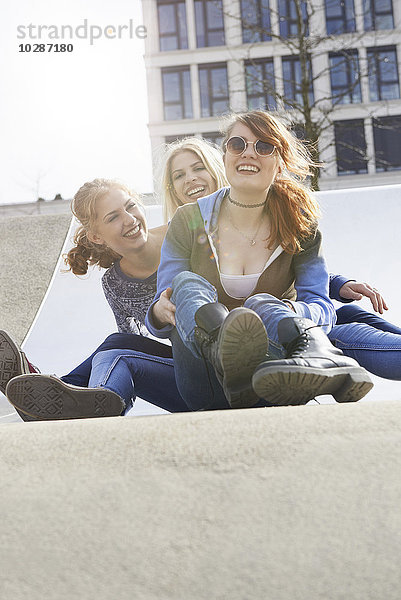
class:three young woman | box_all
[2,112,401,418]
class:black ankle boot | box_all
[194,303,268,409]
[252,316,373,406]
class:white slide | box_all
[1,186,400,422]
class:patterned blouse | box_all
[102,261,157,335]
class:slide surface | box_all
[1,186,400,422]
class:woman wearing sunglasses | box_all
[147,110,373,409]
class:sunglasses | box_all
[224,136,276,157]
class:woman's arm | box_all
[145,206,195,337]
[287,229,336,333]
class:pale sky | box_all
[0,0,153,205]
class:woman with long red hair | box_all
[147,110,373,409]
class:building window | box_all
[367,46,400,102]
[278,0,308,38]
[363,0,394,31]
[245,59,276,110]
[203,132,224,147]
[373,116,401,172]
[165,134,194,144]
[241,0,271,43]
[334,120,368,175]
[329,51,361,104]
[199,63,229,117]
[157,0,188,51]
[282,55,314,107]
[195,0,225,47]
[162,67,193,120]
[325,0,356,35]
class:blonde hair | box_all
[64,178,142,275]
[222,110,321,254]
[159,137,228,222]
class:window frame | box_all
[161,66,193,121]
[325,0,356,35]
[157,0,188,51]
[245,58,276,110]
[329,50,361,105]
[367,46,400,102]
[194,0,225,48]
[282,54,314,108]
[278,0,308,38]
[363,0,394,31]
[334,119,368,176]
[241,0,272,43]
[198,62,230,118]
[373,115,401,172]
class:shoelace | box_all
[285,324,319,357]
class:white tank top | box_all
[220,272,262,299]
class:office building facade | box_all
[141,0,401,188]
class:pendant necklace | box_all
[225,202,265,247]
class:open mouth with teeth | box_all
[123,223,141,238]
[187,186,206,198]
[237,164,260,173]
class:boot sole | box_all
[219,308,268,409]
[5,374,125,420]
[0,330,30,395]
[252,365,373,406]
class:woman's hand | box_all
[339,281,388,314]
[152,288,176,327]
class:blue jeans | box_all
[88,349,189,413]
[329,304,401,380]
[169,271,298,410]
[61,333,173,387]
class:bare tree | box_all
[223,0,396,189]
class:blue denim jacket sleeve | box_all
[146,206,193,338]
[329,274,355,303]
[285,229,336,333]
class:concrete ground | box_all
[1,402,401,600]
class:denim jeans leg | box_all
[170,329,229,411]
[328,323,401,380]
[244,294,297,359]
[336,304,401,335]
[170,271,218,358]
[62,332,173,387]
[88,349,190,413]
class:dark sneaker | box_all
[0,330,30,395]
[5,374,125,420]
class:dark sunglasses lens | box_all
[227,137,246,155]
[255,140,275,156]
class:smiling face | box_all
[88,187,148,256]
[223,122,281,195]
[170,150,217,205]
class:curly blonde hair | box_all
[64,178,141,275]
[158,137,228,222]
[222,110,321,254]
